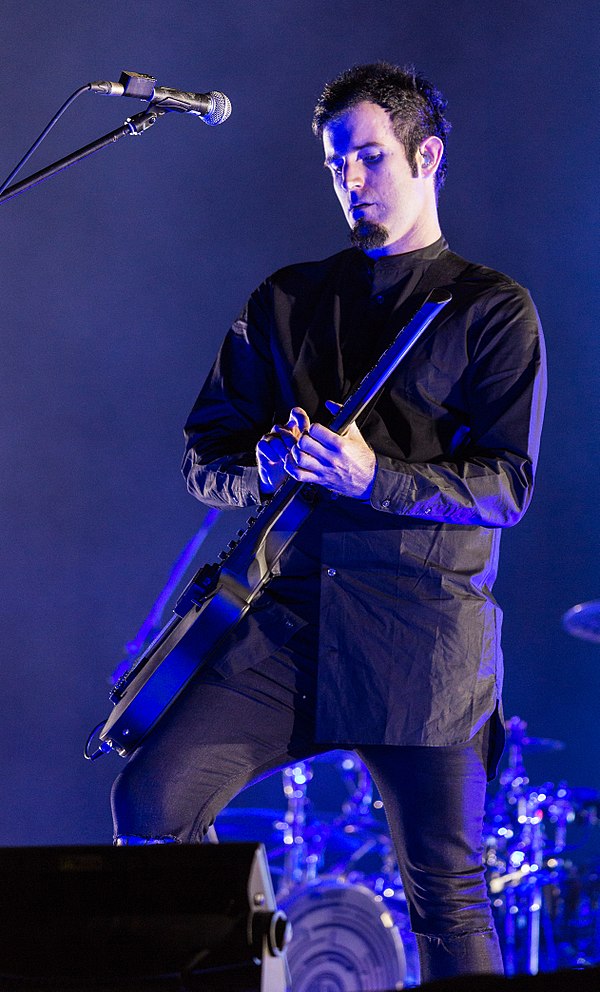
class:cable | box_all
[0,83,91,196]
[83,720,112,761]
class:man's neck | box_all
[365,215,442,260]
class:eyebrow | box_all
[323,141,385,166]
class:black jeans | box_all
[111,626,503,980]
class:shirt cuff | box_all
[234,465,264,506]
[368,456,412,513]
[369,456,443,520]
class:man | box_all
[112,62,546,980]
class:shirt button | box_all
[382,499,390,508]
[326,567,337,577]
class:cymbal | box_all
[562,600,600,643]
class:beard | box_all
[350,220,389,250]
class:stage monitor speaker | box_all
[0,842,290,992]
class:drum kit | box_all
[218,751,418,991]
[216,601,600,991]
[484,715,600,978]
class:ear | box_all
[418,136,444,179]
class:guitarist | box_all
[111,62,546,982]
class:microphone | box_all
[89,70,232,126]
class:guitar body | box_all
[99,587,249,755]
[99,484,314,755]
[94,290,451,757]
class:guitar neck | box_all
[177,289,451,612]
[327,287,451,434]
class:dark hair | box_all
[312,61,451,191]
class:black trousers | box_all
[111,626,503,980]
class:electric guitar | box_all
[90,289,451,758]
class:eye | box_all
[362,151,383,165]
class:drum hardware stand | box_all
[275,753,416,989]
[339,752,374,819]
[484,715,600,976]
[490,718,546,975]
[278,762,329,896]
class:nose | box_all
[340,159,365,192]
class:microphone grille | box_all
[203,91,232,126]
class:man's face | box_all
[322,100,430,255]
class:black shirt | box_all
[182,239,546,747]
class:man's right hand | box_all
[256,407,311,494]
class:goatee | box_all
[350,220,389,250]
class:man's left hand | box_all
[284,400,377,499]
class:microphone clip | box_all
[119,70,157,100]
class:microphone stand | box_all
[0,106,167,205]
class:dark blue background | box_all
[0,1,597,846]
